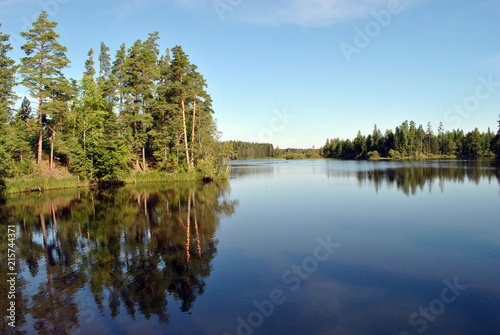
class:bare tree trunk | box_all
[37,89,43,165]
[181,99,191,170]
[190,100,196,169]
[50,129,55,171]
[142,146,146,172]
[165,145,168,172]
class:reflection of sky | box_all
[9,160,499,334]
[212,159,500,335]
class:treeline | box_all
[0,12,231,189]
[227,141,321,160]
[321,120,500,160]
[228,141,278,160]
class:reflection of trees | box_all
[0,182,238,333]
[329,160,500,196]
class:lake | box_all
[1,159,499,335]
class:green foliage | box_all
[322,121,499,160]
[5,175,80,193]
[367,150,380,159]
[19,11,70,165]
[230,141,275,160]
[0,24,18,106]
[0,24,18,188]
[4,16,231,188]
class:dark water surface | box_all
[1,159,499,335]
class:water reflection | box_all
[0,182,238,334]
[324,159,500,196]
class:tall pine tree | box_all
[0,23,18,183]
[19,11,70,165]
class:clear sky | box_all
[1,0,499,148]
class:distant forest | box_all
[0,12,232,189]
[321,120,500,160]
[227,141,321,160]
[229,120,500,161]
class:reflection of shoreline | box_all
[0,182,239,333]
[325,159,500,195]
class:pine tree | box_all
[0,24,18,183]
[19,11,70,165]
[85,48,96,78]
[98,42,111,79]
[11,98,35,166]
[438,122,444,155]
[19,97,32,121]
[97,42,114,109]
[0,23,18,108]
[151,48,173,172]
[44,77,73,170]
[170,45,192,170]
[187,63,212,169]
[111,43,127,115]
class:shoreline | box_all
[3,171,227,195]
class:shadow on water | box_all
[0,182,238,334]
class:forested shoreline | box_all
[0,12,232,193]
[2,13,499,195]
[227,141,321,160]
[320,120,500,160]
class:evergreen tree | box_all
[44,77,73,170]
[0,23,18,108]
[0,23,18,184]
[98,42,111,78]
[494,116,500,157]
[85,48,96,78]
[111,43,127,115]
[19,11,70,165]
[170,45,193,171]
[11,99,35,167]
[187,63,212,169]
[151,48,173,172]
[97,42,113,109]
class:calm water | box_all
[1,159,499,335]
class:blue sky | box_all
[1,0,499,148]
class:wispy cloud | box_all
[241,0,394,26]
[108,0,422,26]
[178,0,422,26]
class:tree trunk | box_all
[37,90,43,165]
[50,129,54,171]
[190,100,196,169]
[165,145,168,172]
[180,99,191,170]
[142,146,146,172]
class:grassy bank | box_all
[3,170,226,195]
[4,175,83,194]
